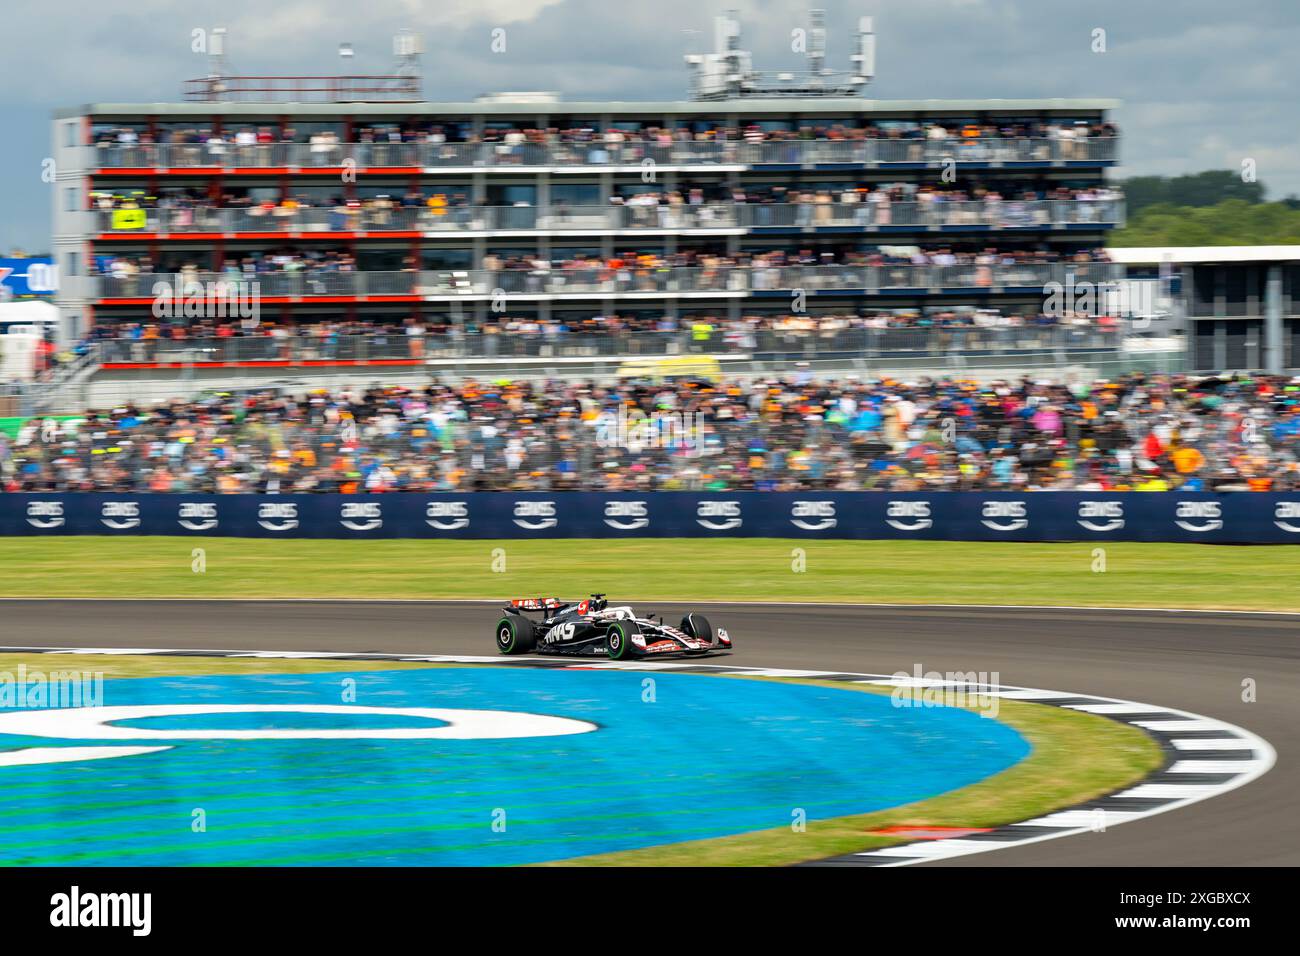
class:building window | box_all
[66,252,79,277]
[1191,266,1217,316]
[1194,321,1217,370]
[63,185,79,212]
[1225,319,1261,368]
[64,122,77,148]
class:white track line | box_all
[1062,703,1169,714]
[1171,738,1257,751]
[1016,809,1149,828]
[1169,759,1270,774]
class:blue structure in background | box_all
[0,257,57,298]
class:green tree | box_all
[1121,170,1266,217]
[1111,198,1300,246]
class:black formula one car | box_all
[495,594,732,659]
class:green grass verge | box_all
[1,537,1298,610]
[542,677,1164,866]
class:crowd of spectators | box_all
[83,307,1112,347]
[4,373,1294,494]
[95,249,366,281]
[468,246,1112,294]
[93,180,1121,233]
[94,119,1118,158]
[90,245,1112,290]
[72,306,1119,367]
[91,119,1121,172]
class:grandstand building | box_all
[43,17,1130,407]
[1110,246,1300,374]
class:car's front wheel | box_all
[681,613,714,645]
[496,616,536,655]
[605,621,639,660]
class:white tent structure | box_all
[0,300,58,333]
[0,301,59,383]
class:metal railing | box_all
[89,262,1122,300]
[1,344,102,416]
[93,270,420,299]
[0,381,33,417]
[89,136,1120,170]
[732,198,1123,229]
[93,198,1124,235]
[31,325,1183,413]
[183,75,422,104]
[88,325,1131,366]
[418,262,1121,296]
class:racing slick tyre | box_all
[680,613,714,644]
[606,621,639,661]
[496,615,537,655]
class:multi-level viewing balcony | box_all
[88,136,1119,173]
[91,199,1124,238]
[89,325,1131,369]
[83,261,1121,304]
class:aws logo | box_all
[885,500,932,532]
[25,501,64,529]
[696,500,742,531]
[1275,502,1300,533]
[178,502,218,531]
[257,502,299,532]
[1174,500,1222,533]
[513,500,557,530]
[426,501,469,531]
[604,500,649,530]
[1077,500,1124,532]
[791,500,837,531]
[340,501,382,531]
[100,501,141,530]
[981,500,1028,532]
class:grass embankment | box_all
[0,537,1297,610]
[546,677,1163,865]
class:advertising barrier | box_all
[0,257,58,298]
[3,493,1300,543]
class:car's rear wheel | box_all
[606,621,638,660]
[681,613,714,644]
[496,616,536,655]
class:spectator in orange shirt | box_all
[1171,444,1205,474]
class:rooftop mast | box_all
[684,9,874,100]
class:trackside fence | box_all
[2,493,1298,543]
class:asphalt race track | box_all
[2,599,1295,866]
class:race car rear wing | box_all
[509,597,564,611]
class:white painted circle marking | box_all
[0,704,596,741]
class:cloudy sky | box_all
[1,0,1296,251]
